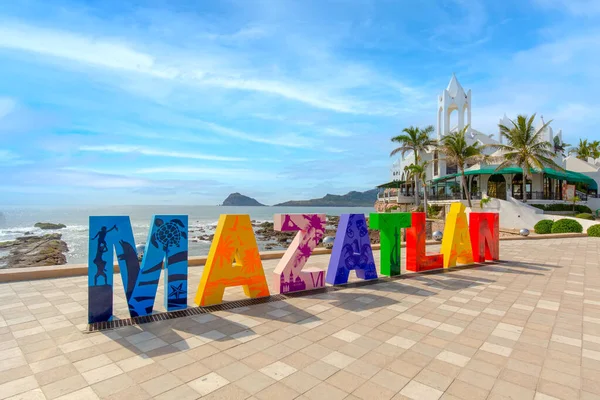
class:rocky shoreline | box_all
[0,233,69,268]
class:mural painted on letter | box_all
[272,214,326,294]
[195,214,270,306]
[326,214,378,285]
[87,215,188,323]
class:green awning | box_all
[431,166,598,190]
[376,180,405,189]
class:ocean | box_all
[0,205,374,265]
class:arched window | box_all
[487,175,506,200]
[512,174,532,200]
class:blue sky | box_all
[1,0,599,206]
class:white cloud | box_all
[0,21,410,116]
[0,22,175,78]
[78,145,246,162]
[134,166,279,180]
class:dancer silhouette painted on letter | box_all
[92,225,117,285]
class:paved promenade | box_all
[1,237,600,399]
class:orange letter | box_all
[406,212,443,272]
[469,212,499,262]
[195,214,270,306]
[441,203,474,268]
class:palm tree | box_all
[490,114,562,203]
[570,139,591,160]
[438,125,484,208]
[591,140,600,159]
[390,125,436,206]
[553,136,571,157]
[405,161,431,215]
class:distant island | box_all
[221,193,266,206]
[274,189,378,207]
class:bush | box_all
[551,219,583,234]
[575,213,595,220]
[531,204,593,213]
[534,220,554,234]
[587,224,600,237]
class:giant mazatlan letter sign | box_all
[88,208,500,322]
[88,215,188,323]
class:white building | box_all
[379,74,598,207]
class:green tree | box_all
[438,125,484,208]
[570,139,591,160]
[490,114,562,203]
[390,125,436,207]
[405,161,431,216]
[590,140,600,159]
[553,136,571,157]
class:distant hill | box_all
[221,193,266,206]
[274,189,378,207]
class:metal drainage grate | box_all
[85,261,498,333]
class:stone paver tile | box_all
[480,342,513,357]
[105,386,150,400]
[233,371,276,394]
[5,388,46,400]
[30,355,71,374]
[90,373,135,398]
[414,368,454,392]
[255,382,299,400]
[41,375,88,400]
[353,381,396,400]
[281,370,321,394]
[491,379,536,400]
[153,384,199,400]
[326,370,365,393]
[81,364,123,385]
[400,380,443,400]
[435,351,470,367]
[139,373,183,397]
[321,351,356,369]
[55,387,99,400]
[456,368,496,391]
[72,354,113,373]
[304,382,347,400]
[125,363,168,384]
[370,369,410,392]
[445,380,488,400]
[259,361,297,381]
[0,376,39,400]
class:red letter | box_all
[406,212,443,272]
[469,212,499,262]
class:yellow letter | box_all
[195,214,270,306]
[441,203,474,268]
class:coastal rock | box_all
[221,193,266,206]
[0,233,69,268]
[34,222,67,230]
[274,189,378,207]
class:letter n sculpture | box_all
[469,212,500,262]
[326,214,378,285]
[272,214,326,294]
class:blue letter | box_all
[88,215,188,323]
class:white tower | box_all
[437,74,472,140]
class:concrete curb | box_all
[0,234,590,283]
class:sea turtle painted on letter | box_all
[151,218,188,252]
